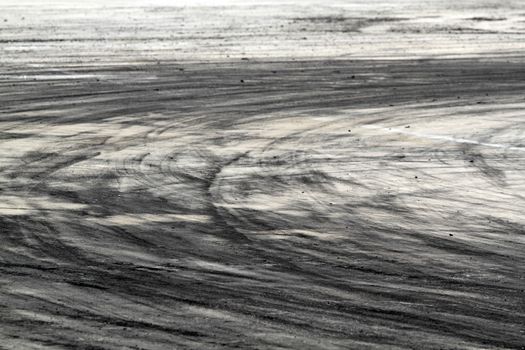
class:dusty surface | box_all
[1,1,525,349]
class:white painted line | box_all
[362,124,525,152]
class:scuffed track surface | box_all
[1,1,525,349]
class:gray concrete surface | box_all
[1,1,524,349]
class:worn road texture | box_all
[1,0,525,349]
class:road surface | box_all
[1,1,524,349]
